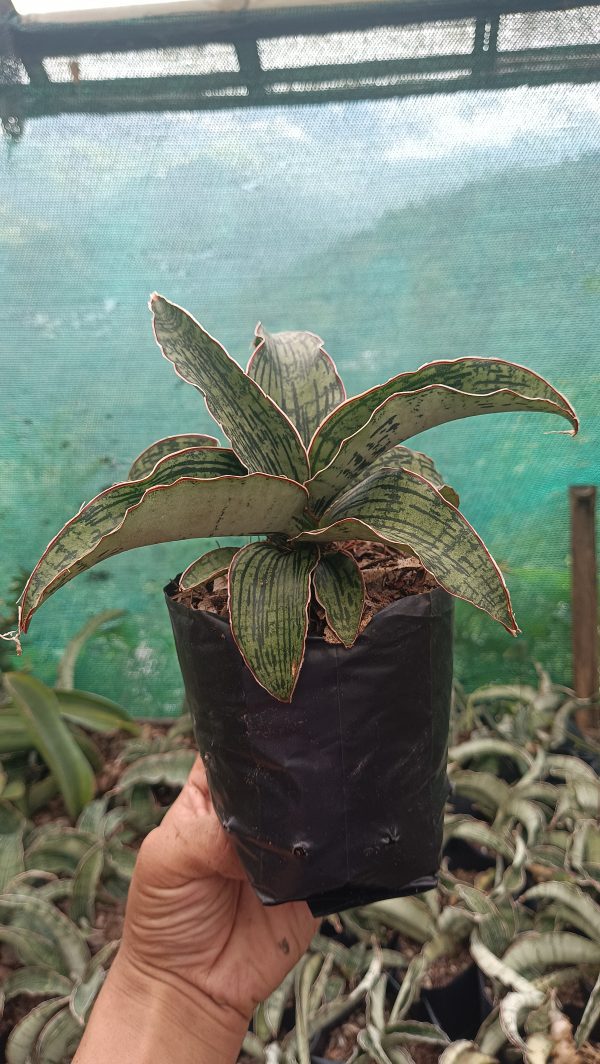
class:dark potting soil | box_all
[173,541,437,642]
[421,946,473,990]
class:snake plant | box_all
[12,296,578,701]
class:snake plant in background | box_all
[0,611,139,818]
[12,296,578,701]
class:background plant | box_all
[2,666,600,1063]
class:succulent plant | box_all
[0,610,139,819]
[11,296,578,701]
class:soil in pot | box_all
[173,541,438,624]
[167,542,453,914]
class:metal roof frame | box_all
[1,0,600,130]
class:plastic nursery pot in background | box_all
[165,582,454,917]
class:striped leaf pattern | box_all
[20,449,305,630]
[308,385,578,513]
[296,469,516,632]
[229,541,320,701]
[247,325,345,446]
[361,445,459,507]
[128,433,219,479]
[179,546,240,591]
[313,551,365,647]
[151,295,309,482]
[309,357,578,474]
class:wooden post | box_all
[570,485,599,731]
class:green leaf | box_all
[297,469,517,633]
[151,295,309,482]
[450,770,510,817]
[70,844,104,925]
[0,893,90,980]
[470,933,543,996]
[0,711,32,753]
[5,674,95,819]
[0,803,25,891]
[70,966,106,1025]
[35,1005,82,1062]
[55,609,125,690]
[313,550,365,647]
[365,898,435,944]
[229,541,319,701]
[128,433,219,479]
[449,738,532,773]
[503,932,600,977]
[2,966,72,1002]
[575,968,600,1047]
[0,925,58,967]
[522,882,600,943]
[5,997,69,1064]
[308,356,578,475]
[295,953,323,1064]
[179,546,240,591]
[116,749,195,791]
[384,1021,450,1045]
[439,1041,498,1064]
[25,828,96,874]
[247,324,345,447]
[19,462,307,632]
[55,689,140,735]
[444,816,515,861]
[499,989,545,1051]
[309,382,576,512]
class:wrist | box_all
[75,948,250,1064]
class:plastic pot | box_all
[420,963,491,1041]
[165,582,454,917]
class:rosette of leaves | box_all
[13,296,578,701]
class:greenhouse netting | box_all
[1,1,599,715]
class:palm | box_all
[123,758,318,1016]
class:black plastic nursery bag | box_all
[165,582,453,917]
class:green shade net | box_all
[1,20,599,715]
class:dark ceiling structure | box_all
[1,0,599,131]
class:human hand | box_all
[75,756,318,1063]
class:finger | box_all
[142,760,245,883]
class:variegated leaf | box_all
[359,445,448,489]
[5,997,69,1064]
[128,433,219,479]
[35,1005,82,1060]
[439,1041,498,1064]
[297,469,516,632]
[179,546,240,591]
[70,844,104,925]
[313,550,365,646]
[308,385,577,513]
[309,356,578,474]
[70,967,106,1025]
[151,295,309,481]
[0,892,90,980]
[229,541,320,702]
[19,458,307,632]
[503,932,600,977]
[522,882,600,943]
[116,750,195,791]
[2,967,72,1002]
[247,324,345,447]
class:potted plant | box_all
[9,295,577,915]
